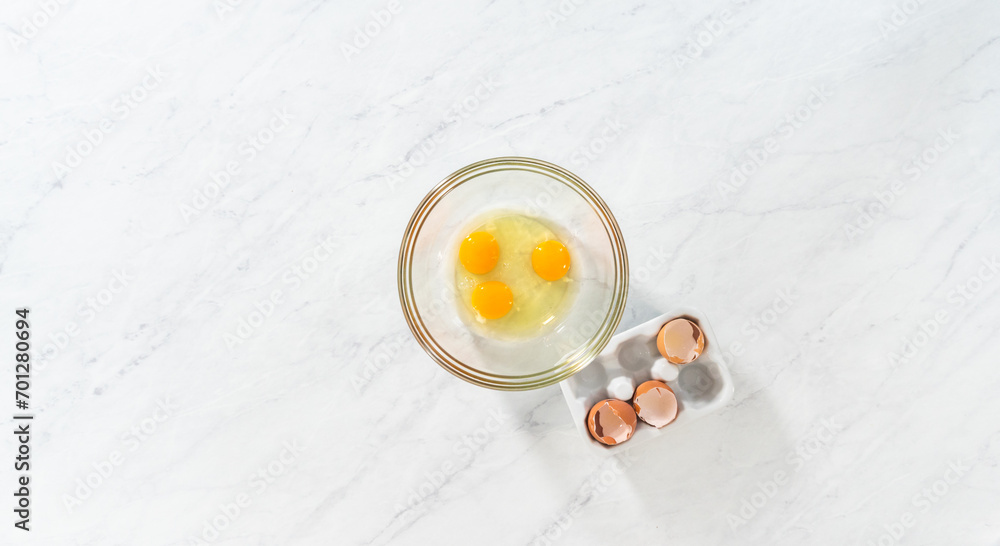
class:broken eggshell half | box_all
[656,318,705,365]
[632,380,679,428]
[587,399,638,446]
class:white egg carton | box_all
[560,307,734,450]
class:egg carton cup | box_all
[560,307,734,451]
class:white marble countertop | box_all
[3,0,999,544]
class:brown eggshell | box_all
[633,380,678,428]
[656,318,705,364]
[587,399,637,446]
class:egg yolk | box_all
[471,281,513,320]
[531,240,570,281]
[459,232,500,274]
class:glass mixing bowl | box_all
[397,157,629,390]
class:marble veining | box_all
[2,0,999,544]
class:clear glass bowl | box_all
[397,157,629,390]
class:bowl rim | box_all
[397,156,629,390]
